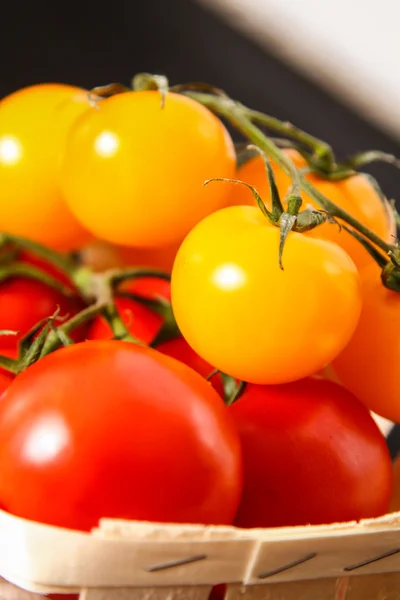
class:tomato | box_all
[0,278,86,352]
[0,83,92,250]
[18,250,74,289]
[156,337,224,398]
[230,378,392,528]
[116,241,181,273]
[87,296,163,344]
[333,263,400,423]
[230,150,395,269]
[0,340,243,530]
[172,205,362,384]
[61,91,236,248]
[79,240,127,272]
[0,370,13,397]
[121,276,171,302]
[80,240,180,274]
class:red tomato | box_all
[18,250,74,289]
[157,337,224,398]
[230,378,392,528]
[87,296,163,344]
[121,276,171,302]
[0,340,242,530]
[0,370,13,397]
[0,278,86,352]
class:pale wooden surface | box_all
[1,510,400,597]
[3,575,400,600]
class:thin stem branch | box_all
[185,92,393,255]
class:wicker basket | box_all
[1,507,400,600]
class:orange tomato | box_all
[230,149,395,269]
[80,239,179,273]
[116,242,180,273]
[333,263,400,423]
[0,84,92,250]
[61,91,236,248]
[172,205,362,384]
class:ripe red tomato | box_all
[18,250,74,289]
[87,295,163,344]
[0,370,13,397]
[0,278,86,353]
[121,276,171,302]
[156,337,224,398]
[230,378,392,528]
[0,340,242,530]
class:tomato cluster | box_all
[0,80,397,535]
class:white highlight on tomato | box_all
[94,131,119,157]
[22,413,70,465]
[212,263,247,291]
[0,135,22,165]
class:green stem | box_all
[0,233,77,275]
[40,302,106,357]
[246,107,335,167]
[185,92,393,256]
[107,268,171,288]
[103,303,144,345]
[0,355,19,374]
[0,262,73,296]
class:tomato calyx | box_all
[206,368,246,406]
[205,145,331,269]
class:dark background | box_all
[2,0,400,454]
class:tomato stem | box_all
[0,233,78,275]
[0,262,74,296]
[132,73,169,108]
[0,355,19,374]
[106,267,171,288]
[184,91,394,257]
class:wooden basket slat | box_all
[2,510,400,595]
[81,585,212,600]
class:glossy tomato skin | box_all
[0,278,86,352]
[121,276,171,302]
[172,205,362,384]
[231,150,395,269]
[0,340,243,530]
[61,91,236,248]
[333,263,400,422]
[0,371,13,398]
[87,295,163,345]
[156,337,224,398]
[230,378,393,528]
[0,83,92,250]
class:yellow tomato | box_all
[61,91,236,248]
[333,263,400,423]
[0,83,92,250]
[172,205,362,384]
[230,149,395,269]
